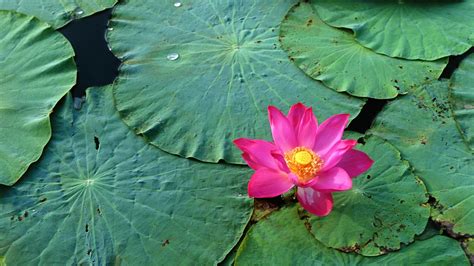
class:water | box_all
[167,53,180,61]
[59,9,121,97]
[74,7,84,16]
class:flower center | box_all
[284,147,323,183]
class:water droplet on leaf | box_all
[74,8,84,15]
[167,53,180,61]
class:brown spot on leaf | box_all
[304,220,312,231]
[420,136,428,145]
[396,224,407,232]
[251,198,281,222]
[338,244,361,253]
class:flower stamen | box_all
[285,147,323,183]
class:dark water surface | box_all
[59,9,120,98]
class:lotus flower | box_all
[234,103,373,216]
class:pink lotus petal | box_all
[271,151,290,172]
[241,153,261,171]
[234,138,282,171]
[296,107,318,148]
[321,139,357,171]
[336,149,374,178]
[287,102,307,129]
[248,168,294,198]
[297,187,334,216]
[312,167,352,192]
[286,172,318,188]
[313,114,350,156]
[291,175,319,188]
[268,106,298,152]
[287,103,319,148]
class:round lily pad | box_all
[0,0,117,29]
[0,87,253,265]
[314,0,474,60]
[309,136,430,256]
[0,10,76,186]
[370,80,474,236]
[235,206,469,265]
[107,0,365,164]
[450,53,474,150]
[279,2,446,99]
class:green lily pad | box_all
[235,206,469,265]
[314,0,474,60]
[464,238,474,263]
[370,80,474,236]
[107,0,365,164]
[0,87,252,265]
[309,136,430,256]
[0,11,76,186]
[0,0,117,29]
[279,2,446,99]
[450,53,474,150]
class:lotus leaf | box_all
[450,53,474,149]
[279,2,446,99]
[235,206,469,265]
[314,0,474,60]
[107,0,365,164]
[0,11,76,186]
[309,136,430,256]
[370,81,474,235]
[0,87,253,265]
[0,0,117,28]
